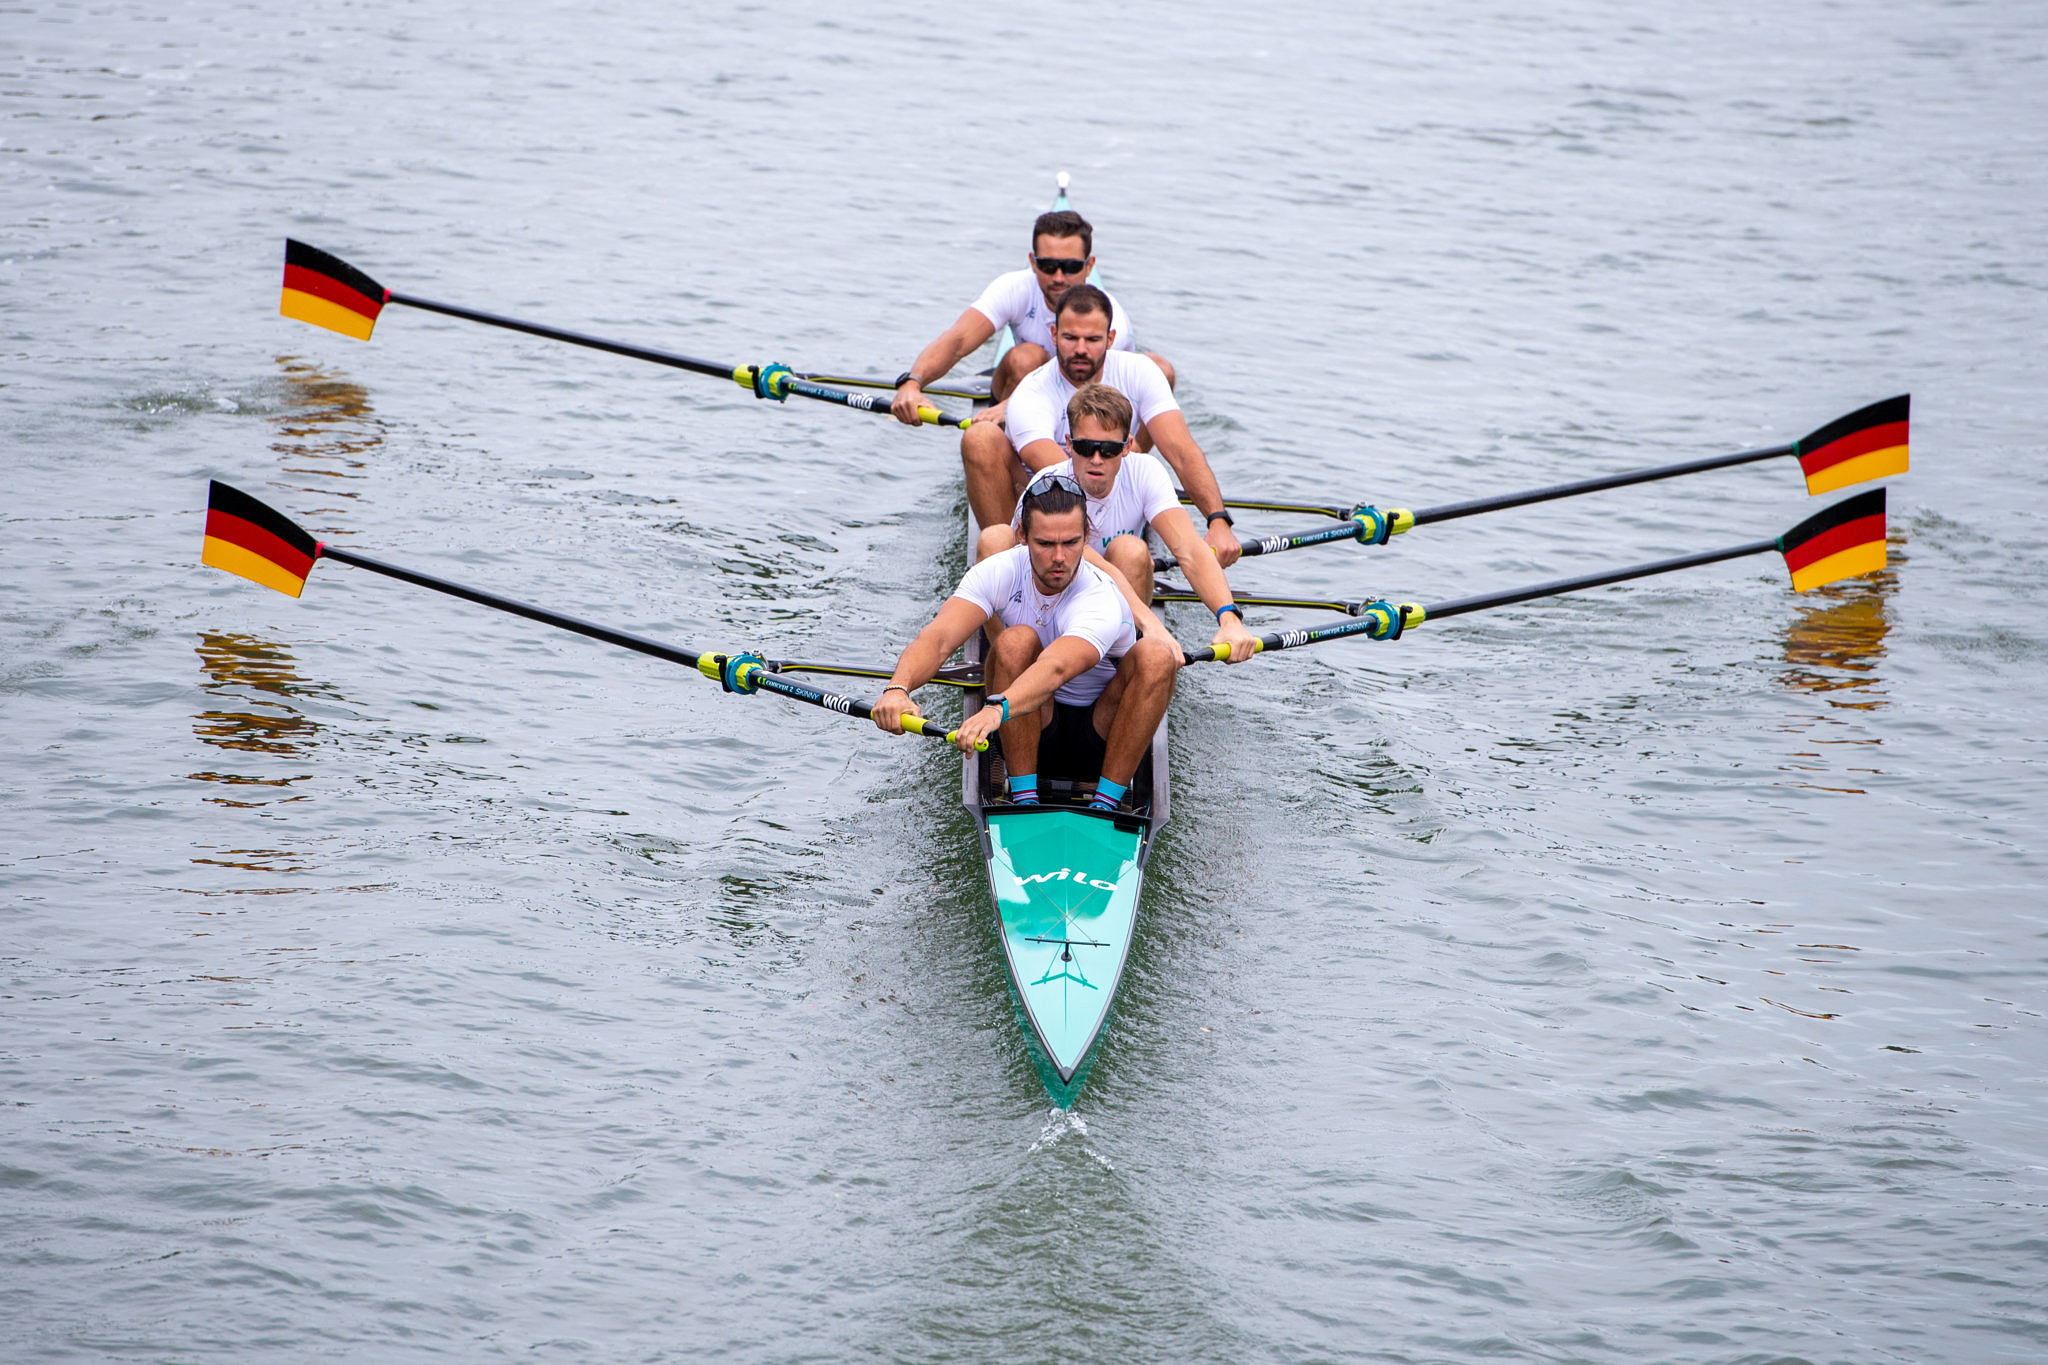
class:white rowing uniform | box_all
[951,545,1135,706]
[969,269,1135,357]
[1004,351,1180,452]
[1013,452,1181,551]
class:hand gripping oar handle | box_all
[314,544,983,749]
[389,292,968,429]
[1153,506,1414,572]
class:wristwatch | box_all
[1205,509,1235,527]
[894,371,922,389]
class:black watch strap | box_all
[1205,509,1235,527]
[894,371,922,389]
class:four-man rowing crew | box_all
[257,183,1909,1097]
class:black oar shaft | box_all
[388,293,969,427]
[1176,489,1352,520]
[317,544,706,669]
[1419,538,1778,620]
[1411,443,1795,526]
[389,292,736,381]
[316,545,968,744]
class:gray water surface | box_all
[5,2,2046,1361]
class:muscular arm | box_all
[892,308,999,424]
[1143,409,1241,566]
[1152,508,1257,662]
[1144,410,1224,518]
[873,597,988,732]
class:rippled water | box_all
[5,2,2046,1360]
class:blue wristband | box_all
[1215,603,1242,622]
[987,694,1011,723]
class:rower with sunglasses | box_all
[976,383,1259,668]
[871,476,1183,811]
[969,285,1242,569]
[887,209,1174,427]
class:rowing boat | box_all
[963,173,1168,1104]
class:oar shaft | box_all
[389,293,968,428]
[1153,588,1366,615]
[1413,443,1795,526]
[315,545,973,745]
[1176,489,1353,520]
[1180,535,1782,664]
[389,292,737,382]
[317,544,706,669]
[1419,537,1779,620]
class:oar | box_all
[1183,488,1887,663]
[1151,587,1372,616]
[197,481,985,749]
[277,239,972,429]
[765,658,984,689]
[1168,394,1908,545]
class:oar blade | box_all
[1796,394,1909,495]
[202,481,321,598]
[281,239,387,341]
[1780,488,1886,592]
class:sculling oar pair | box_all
[1156,395,1910,571]
[198,482,987,750]
[1182,488,1888,663]
[278,240,974,429]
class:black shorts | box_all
[1038,698,1107,781]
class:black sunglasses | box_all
[1023,472,1085,499]
[1069,438,1127,460]
[1033,256,1088,276]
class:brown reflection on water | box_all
[189,633,337,806]
[1777,527,1908,711]
[1774,526,1907,795]
[271,356,380,499]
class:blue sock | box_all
[1088,777,1128,811]
[1009,774,1039,805]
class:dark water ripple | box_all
[5,1,2047,1361]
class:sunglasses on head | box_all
[1023,471,1085,499]
[1069,438,1127,460]
[1033,256,1088,276]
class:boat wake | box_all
[1029,1106,1113,1169]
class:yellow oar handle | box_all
[901,713,989,751]
[1210,637,1267,662]
[919,405,972,431]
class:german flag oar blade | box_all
[201,481,321,597]
[1780,487,1886,592]
[1796,394,1908,495]
[280,239,387,341]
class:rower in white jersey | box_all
[872,477,1182,811]
[887,207,1176,426]
[976,383,1258,668]
[963,284,1242,567]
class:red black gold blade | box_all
[1795,394,1909,495]
[1779,487,1885,592]
[202,481,321,598]
[280,239,387,341]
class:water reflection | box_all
[188,633,334,805]
[270,357,379,499]
[1777,528,1907,710]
